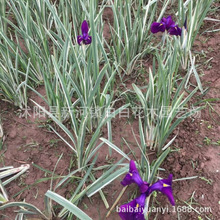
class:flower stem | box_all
[106,186,128,218]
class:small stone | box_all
[200,163,205,169]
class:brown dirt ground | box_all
[1,2,220,220]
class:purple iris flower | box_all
[151,16,175,33]
[147,174,175,206]
[151,16,181,36]
[119,194,146,220]
[119,161,175,220]
[77,20,92,45]
[121,160,149,193]
[121,161,175,205]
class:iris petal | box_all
[151,22,166,33]
[119,199,136,220]
[132,171,144,186]
[136,194,146,207]
[129,160,137,172]
[121,160,145,187]
[148,174,175,206]
[161,186,175,206]
[84,36,92,45]
[81,20,89,35]
[77,35,83,45]
[184,16,187,30]
[168,25,182,36]
[162,16,175,30]
[140,181,149,193]
[121,173,134,186]
[119,194,146,220]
